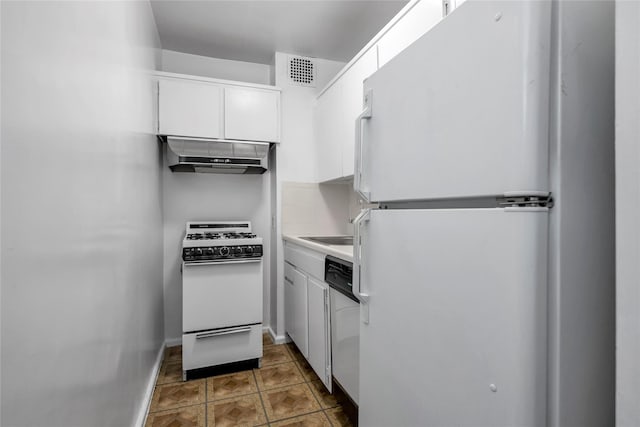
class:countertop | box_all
[283,235,354,263]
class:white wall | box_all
[161,49,271,85]
[281,182,351,236]
[161,149,272,343]
[270,52,345,338]
[616,1,640,425]
[1,2,163,427]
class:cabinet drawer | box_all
[284,242,324,280]
[182,324,262,371]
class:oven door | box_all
[182,259,263,332]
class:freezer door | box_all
[357,1,551,202]
[358,208,547,427]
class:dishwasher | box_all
[325,255,359,407]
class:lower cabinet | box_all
[307,276,332,391]
[284,242,332,391]
[284,262,308,358]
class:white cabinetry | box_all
[339,48,378,178]
[225,87,279,142]
[283,241,332,391]
[284,262,308,358]
[307,276,331,390]
[313,0,445,182]
[159,79,222,139]
[157,74,281,143]
[377,0,444,68]
[315,79,344,182]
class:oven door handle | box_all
[184,259,262,267]
[196,326,252,340]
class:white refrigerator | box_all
[353,1,615,426]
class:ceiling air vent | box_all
[287,56,315,87]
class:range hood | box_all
[165,136,269,174]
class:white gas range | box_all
[181,221,263,380]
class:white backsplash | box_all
[282,181,360,236]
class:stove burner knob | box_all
[219,246,230,256]
[234,246,243,254]
[204,248,213,256]
[245,246,254,254]
[195,248,203,256]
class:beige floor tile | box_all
[325,407,354,427]
[295,360,320,383]
[145,404,205,427]
[150,380,206,412]
[207,370,258,401]
[157,361,183,385]
[270,411,331,427]
[262,344,293,366]
[206,393,267,427]
[308,381,338,409]
[263,332,274,347]
[285,343,306,363]
[254,361,305,390]
[261,383,321,422]
[164,345,182,363]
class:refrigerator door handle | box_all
[354,89,373,203]
[353,208,371,310]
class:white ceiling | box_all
[150,1,409,64]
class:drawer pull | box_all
[196,326,252,340]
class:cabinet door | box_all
[285,262,309,357]
[307,276,332,391]
[284,262,296,343]
[340,47,378,178]
[377,0,444,68]
[314,80,344,182]
[158,79,222,138]
[224,87,280,142]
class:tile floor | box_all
[145,333,354,427]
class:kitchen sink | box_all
[301,236,353,246]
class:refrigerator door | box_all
[357,208,547,427]
[356,1,551,202]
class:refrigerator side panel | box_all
[359,0,551,202]
[358,208,547,427]
[547,1,616,425]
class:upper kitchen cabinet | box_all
[157,73,281,143]
[340,47,378,178]
[225,87,280,142]
[159,79,223,139]
[313,0,446,182]
[314,47,377,182]
[315,78,344,183]
[376,0,444,68]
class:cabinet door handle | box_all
[354,89,373,203]
[285,277,294,285]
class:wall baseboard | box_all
[134,341,165,427]
[266,326,288,345]
[165,337,182,348]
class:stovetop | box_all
[182,221,263,262]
